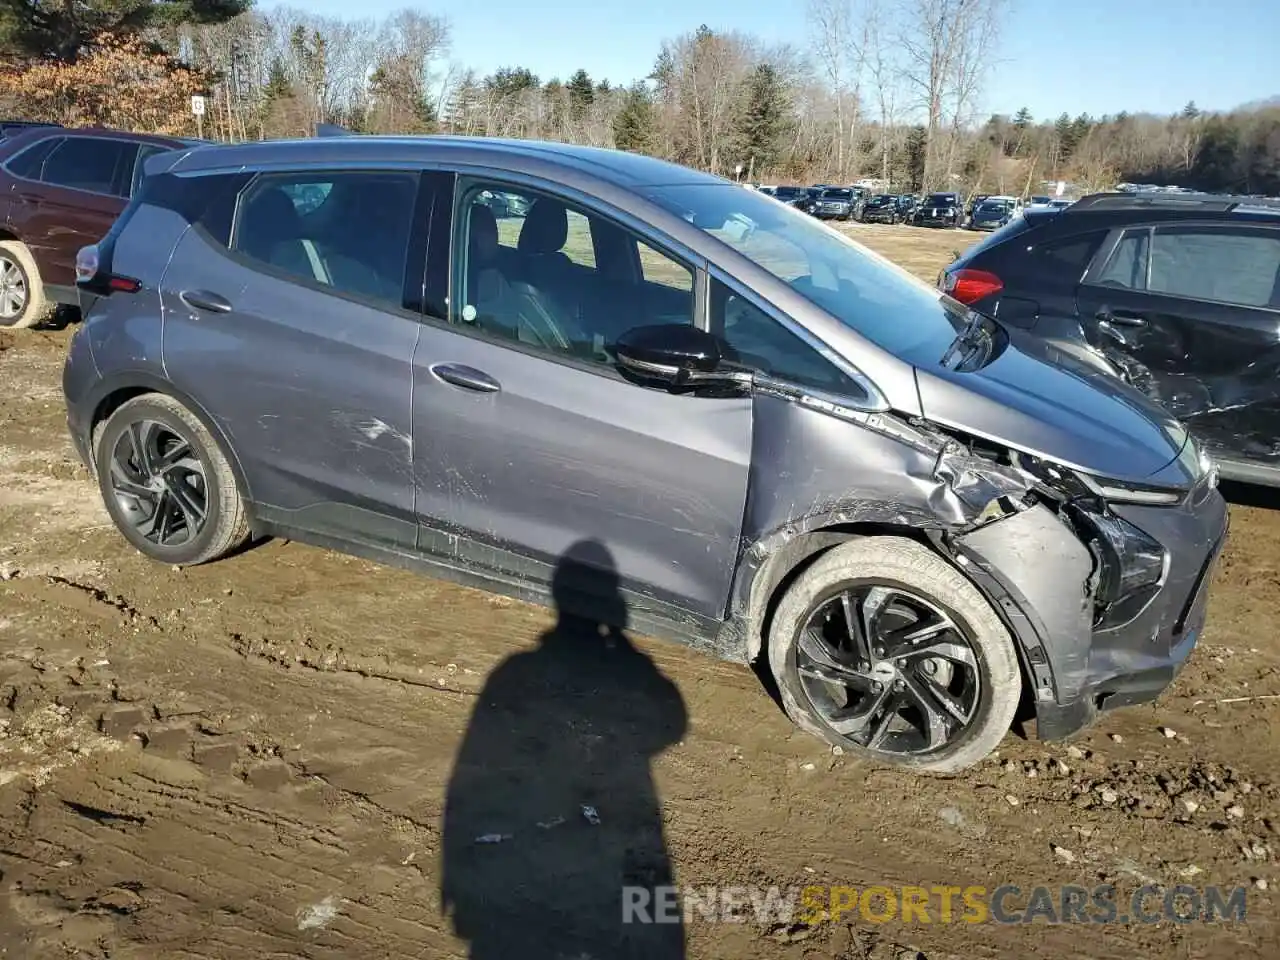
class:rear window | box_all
[957,215,1034,262]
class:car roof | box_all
[0,124,196,155]
[157,135,723,190]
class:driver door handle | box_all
[1097,307,1146,328]
[179,289,232,314]
[429,362,501,394]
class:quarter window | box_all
[231,171,419,309]
[40,137,129,194]
[453,180,695,365]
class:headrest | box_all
[517,198,568,255]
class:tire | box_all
[0,240,53,329]
[95,394,250,566]
[767,536,1021,774]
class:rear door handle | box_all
[429,362,501,394]
[1097,307,1146,328]
[179,289,232,313]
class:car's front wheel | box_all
[768,536,1021,774]
[95,394,251,566]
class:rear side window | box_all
[231,170,420,310]
[1094,229,1149,289]
[41,137,130,194]
[1148,227,1280,308]
[5,137,61,180]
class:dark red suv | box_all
[0,125,201,328]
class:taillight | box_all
[74,244,99,283]
[944,268,1003,305]
[75,243,141,295]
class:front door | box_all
[161,166,430,550]
[409,175,752,623]
[1077,222,1280,472]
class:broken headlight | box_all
[1011,453,1171,629]
[1075,507,1168,630]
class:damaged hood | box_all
[912,327,1188,483]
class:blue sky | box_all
[279,0,1277,121]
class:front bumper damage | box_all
[945,454,1227,739]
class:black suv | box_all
[941,191,1280,485]
[914,192,962,228]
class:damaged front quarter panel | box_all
[717,386,1100,731]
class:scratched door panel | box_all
[161,225,419,549]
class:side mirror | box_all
[613,324,747,391]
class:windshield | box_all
[646,183,966,359]
[925,194,957,206]
[868,195,893,204]
[977,202,1010,214]
[821,189,852,199]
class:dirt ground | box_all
[0,224,1276,959]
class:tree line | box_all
[0,0,1276,196]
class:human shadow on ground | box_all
[441,538,688,960]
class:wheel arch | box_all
[736,518,1046,714]
[85,372,256,512]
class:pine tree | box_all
[613,82,656,154]
[736,63,790,174]
[566,69,594,120]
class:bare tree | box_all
[898,0,1002,189]
[807,0,870,179]
[864,0,903,186]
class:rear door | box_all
[160,166,429,549]
[1075,221,1280,470]
[6,135,133,291]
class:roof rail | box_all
[1070,191,1280,214]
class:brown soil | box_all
[0,227,1276,959]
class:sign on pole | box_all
[1055,180,1066,197]
[734,163,744,181]
[190,95,206,116]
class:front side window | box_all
[231,170,419,309]
[646,182,967,361]
[453,179,695,365]
[40,137,128,194]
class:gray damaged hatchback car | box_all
[63,136,1227,773]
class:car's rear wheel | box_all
[768,536,1021,774]
[95,394,250,566]
[0,240,52,329]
